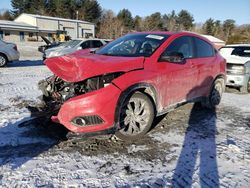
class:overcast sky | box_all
[1,0,250,25]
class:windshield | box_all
[96,33,169,57]
[220,46,250,57]
[58,40,82,48]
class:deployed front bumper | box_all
[8,51,20,61]
[226,73,250,87]
[52,83,121,133]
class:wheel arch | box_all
[114,83,159,129]
[0,52,8,62]
[214,73,226,90]
[215,73,226,81]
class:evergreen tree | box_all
[223,19,235,41]
[45,0,62,17]
[177,10,194,31]
[133,15,142,31]
[143,12,163,31]
[77,0,102,23]
[214,20,221,36]
[117,9,134,29]
[203,18,215,35]
[162,10,178,31]
[11,0,25,16]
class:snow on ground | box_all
[0,43,250,187]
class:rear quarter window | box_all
[194,37,214,58]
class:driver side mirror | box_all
[159,52,185,63]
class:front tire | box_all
[239,79,250,93]
[115,92,154,140]
[0,54,7,67]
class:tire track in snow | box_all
[0,86,38,94]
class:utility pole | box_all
[76,11,79,20]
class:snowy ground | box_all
[0,43,249,187]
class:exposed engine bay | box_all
[38,73,123,107]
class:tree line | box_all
[0,0,249,44]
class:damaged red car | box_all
[39,32,226,140]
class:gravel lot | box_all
[0,43,249,187]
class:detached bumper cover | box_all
[52,83,121,133]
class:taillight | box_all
[13,45,17,51]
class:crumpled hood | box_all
[225,55,250,65]
[45,53,145,82]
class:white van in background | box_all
[219,44,250,93]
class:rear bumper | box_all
[52,84,121,133]
[8,51,20,61]
[226,74,250,87]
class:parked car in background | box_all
[39,32,225,140]
[0,39,20,67]
[219,44,250,93]
[38,36,63,53]
[43,38,107,60]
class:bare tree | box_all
[97,10,123,39]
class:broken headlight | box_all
[39,72,124,104]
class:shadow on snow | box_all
[8,60,44,67]
[0,107,68,181]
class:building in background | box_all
[202,35,226,49]
[0,20,38,42]
[0,13,95,42]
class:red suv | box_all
[39,32,226,140]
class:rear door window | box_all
[194,37,214,57]
[81,41,91,49]
[92,40,104,48]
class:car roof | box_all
[223,44,250,47]
[129,31,214,45]
[130,31,201,36]
[72,38,105,41]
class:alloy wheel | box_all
[116,92,154,140]
[0,55,7,67]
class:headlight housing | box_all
[227,63,246,74]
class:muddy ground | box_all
[7,88,249,162]
[0,57,249,186]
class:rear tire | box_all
[115,92,154,140]
[202,78,224,109]
[0,54,7,67]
